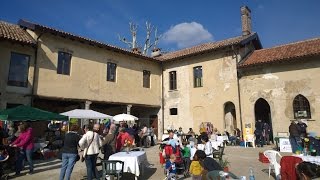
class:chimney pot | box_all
[241,6,252,36]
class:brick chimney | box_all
[241,6,252,36]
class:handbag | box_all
[81,133,95,162]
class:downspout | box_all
[232,45,244,138]
[31,32,44,106]
[160,61,165,140]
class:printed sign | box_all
[279,138,292,152]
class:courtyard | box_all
[8,144,286,180]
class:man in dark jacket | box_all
[289,121,301,153]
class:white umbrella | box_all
[60,109,113,119]
[113,113,138,122]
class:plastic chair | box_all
[263,150,282,179]
[213,143,225,164]
[100,159,124,180]
[244,134,256,148]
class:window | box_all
[169,71,177,90]
[7,52,30,87]
[293,94,311,119]
[143,70,151,88]
[193,66,203,87]
[57,51,72,75]
[107,62,117,82]
[170,108,178,115]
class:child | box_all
[189,153,203,180]
[182,141,191,175]
[165,154,177,180]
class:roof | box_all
[18,19,159,62]
[239,38,320,68]
[0,20,36,46]
[157,33,261,61]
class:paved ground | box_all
[7,144,290,180]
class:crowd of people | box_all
[161,129,224,180]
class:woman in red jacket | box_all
[10,122,34,176]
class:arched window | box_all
[293,94,311,119]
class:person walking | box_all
[10,122,34,176]
[79,124,102,180]
[102,124,116,160]
[59,124,81,180]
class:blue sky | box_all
[1,0,320,53]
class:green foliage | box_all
[219,158,231,168]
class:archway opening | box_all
[224,102,237,134]
[254,98,273,144]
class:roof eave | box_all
[18,19,160,63]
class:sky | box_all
[1,0,320,53]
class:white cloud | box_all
[162,22,213,49]
[85,18,98,29]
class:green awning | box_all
[0,105,68,121]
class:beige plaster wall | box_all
[239,56,320,136]
[163,51,241,134]
[0,41,35,109]
[34,34,162,107]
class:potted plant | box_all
[219,158,231,172]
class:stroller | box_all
[0,145,10,180]
[162,144,188,179]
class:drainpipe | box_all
[160,62,165,140]
[232,45,244,138]
[31,32,44,106]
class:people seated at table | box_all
[102,124,116,160]
[296,162,320,180]
[177,127,184,135]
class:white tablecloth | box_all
[210,140,223,150]
[293,155,320,165]
[109,151,147,177]
[216,135,228,142]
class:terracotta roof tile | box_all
[157,33,259,61]
[239,38,320,68]
[18,19,158,62]
[0,21,36,46]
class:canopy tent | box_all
[0,105,68,121]
[60,109,113,119]
[113,113,138,122]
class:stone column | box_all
[83,100,92,126]
[85,100,92,110]
[126,104,132,115]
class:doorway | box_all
[224,102,237,134]
[254,98,273,143]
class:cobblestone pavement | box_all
[7,144,289,180]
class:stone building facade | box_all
[1,6,319,139]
